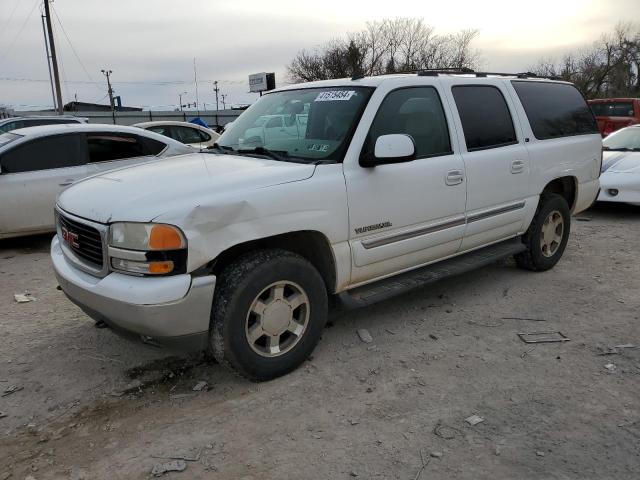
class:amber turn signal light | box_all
[149,225,185,250]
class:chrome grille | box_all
[58,214,104,268]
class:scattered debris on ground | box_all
[465,414,485,426]
[2,385,23,397]
[13,293,35,303]
[517,331,570,344]
[357,328,373,343]
[192,381,208,392]
[433,421,463,439]
[604,363,617,372]
[151,459,187,476]
[597,344,636,355]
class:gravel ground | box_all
[1,203,639,479]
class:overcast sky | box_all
[1,0,638,111]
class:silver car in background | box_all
[0,123,193,239]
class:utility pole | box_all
[178,91,187,111]
[101,69,115,111]
[40,13,56,111]
[213,81,220,111]
[221,94,227,110]
[43,0,63,115]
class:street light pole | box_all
[178,91,187,111]
[213,81,220,125]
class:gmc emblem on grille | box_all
[61,226,80,249]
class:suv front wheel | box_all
[515,193,571,271]
[210,249,328,381]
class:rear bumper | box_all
[597,172,640,206]
[51,236,215,351]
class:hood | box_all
[601,151,640,173]
[57,153,315,223]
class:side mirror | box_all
[360,134,415,167]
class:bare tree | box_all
[531,23,640,98]
[287,18,479,82]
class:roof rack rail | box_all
[415,68,545,79]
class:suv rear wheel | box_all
[515,193,571,271]
[209,249,328,381]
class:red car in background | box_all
[588,98,640,137]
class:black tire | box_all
[210,249,328,381]
[515,193,571,271]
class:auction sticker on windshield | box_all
[315,90,356,102]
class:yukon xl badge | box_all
[354,221,392,235]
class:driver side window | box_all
[365,87,452,159]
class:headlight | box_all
[108,223,187,276]
[110,223,186,251]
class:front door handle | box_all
[511,160,525,174]
[445,169,464,186]
[59,179,75,186]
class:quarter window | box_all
[511,81,599,140]
[452,85,517,151]
[365,87,452,159]
[0,134,84,173]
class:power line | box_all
[0,0,41,65]
[0,0,23,44]
[0,76,249,86]
[51,3,102,93]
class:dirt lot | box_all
[1,204,639,480]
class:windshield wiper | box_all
[207,143,236,153]
[236,147,306,163]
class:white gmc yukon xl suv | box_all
[52,72,601,380]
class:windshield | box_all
[0,132,22,147]
[216,86,373,162]
[603,127,640,150]
[590,102,635,117]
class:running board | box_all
[336,237,526,310]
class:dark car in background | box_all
[588,98,640,137]
[0,115,87,134]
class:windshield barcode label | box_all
[315,91,356,102]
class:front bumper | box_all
[597,172,640,206]
[51,236,216,351]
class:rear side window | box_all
[0,134,84,173]
[452,85,517,151]
[87,134,165,163]
[512,81,598,140]
[365,87,452,158]
[172,126,205,144]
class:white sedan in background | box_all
[134,121,220,149]
[598,125,640,206]
[0,123,192,239]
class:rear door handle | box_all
[511,160,525,174]
[445,169,464,186]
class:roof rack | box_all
[350,68,563,81]
[415,68,544,79]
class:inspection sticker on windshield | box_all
[315,90,356,102]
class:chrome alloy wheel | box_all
[245,281,310,357]
[540,210,564,258]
